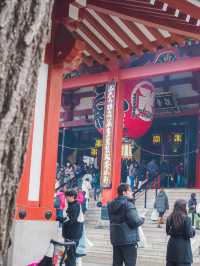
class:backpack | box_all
[54,196,61,209]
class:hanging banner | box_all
[101,80,116,188]
[93,84,106,134]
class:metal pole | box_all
[156,175,158,196]
[144,188,147,209]
[61,128,65,167]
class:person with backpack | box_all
[107,183,144,266]
[62,190,84,266]
[54,189,66,225]
[166,199,195,266]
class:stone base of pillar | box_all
[8,220,58,266]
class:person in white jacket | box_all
[82,178,92,210]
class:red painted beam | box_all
[159,0,200,20]
[90,0,174,18]
[87,0,200,39]
[119,56,200,81]
[63,56,200,89]
[63,71,110,89]
[88,0,192,23]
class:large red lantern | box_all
[124,80,155,139]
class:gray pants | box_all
[112,245,137,266]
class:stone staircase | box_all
[83,189,200,266]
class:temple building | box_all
[9,1,200,265]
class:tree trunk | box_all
[0,1,54,264]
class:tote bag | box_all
[77,206,84,223]
[138,227,147,248]
[151,209,159,221]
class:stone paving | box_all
[83,189,200,266]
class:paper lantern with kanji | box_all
[124,80,155,139]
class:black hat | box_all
[65,190,77,199]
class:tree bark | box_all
[0,1,54,264]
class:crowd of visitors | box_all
[54,177,200,266]
[54,161,100,265]
[121,158,188,190]
[53,158,198,266]
[56,161,100,199]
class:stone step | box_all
[83,189,200,266]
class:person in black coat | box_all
[62,190,83,266]
[108,183,144,266]
[188,193,197,226]
[166,199,195,266]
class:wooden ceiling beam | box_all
[158,0,200,20]
[170,34,186,46]
[122,20,157,52]
[147,27,171,48]
[96,13,143,56]
[66,10,117,63]
[87,0,200,39]
[80,10,130,59]
[78,22,116,60]
[73,32,106,65]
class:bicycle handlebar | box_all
[50,239,76,247]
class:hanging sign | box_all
[101,80,116,188]
[155,92,178,112]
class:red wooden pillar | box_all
[101,72,124,205]
[39,65,63,208]
[195,115,200,188]
[15,63,63,220]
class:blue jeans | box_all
[176,175,184,187]
[129,176,135,191]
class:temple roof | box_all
[66,0,200,66]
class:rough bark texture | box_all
[0,1,54,264]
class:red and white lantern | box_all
[124,80,155,139]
